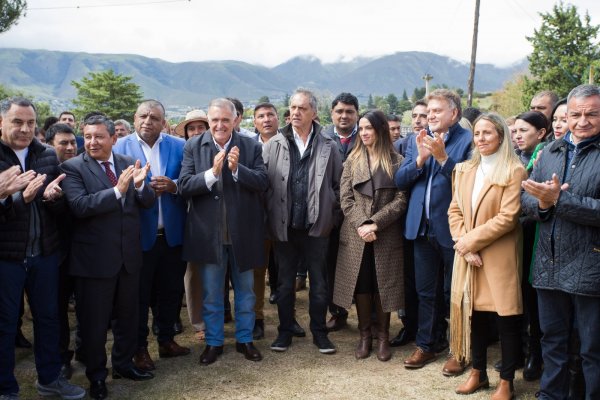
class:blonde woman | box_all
[333,110,407,361]
[448,113,527,399]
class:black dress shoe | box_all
[90,380,107,400]
[326,314,348,332]
[174,318,183,335]
[112,366,154,381]
[291,320,306,337]
[523,353,543,381]
[253,320,265,340]
[199,345,223,365]
[236,342,263,361]
[269,293,278,304]
[390,328,416,347]
[15,329,32,349]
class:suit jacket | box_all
[178,131,268,270]
[61,152,155,278]
[394,122,472,247]
[114,133,186,250]
[322,124,357,162]
[448,162,526,315]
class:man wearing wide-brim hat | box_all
[174,110,209,140]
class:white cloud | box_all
[1,0,598,67]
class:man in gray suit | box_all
[61,115,155,400]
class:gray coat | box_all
[333,152,407,312]
[262,122,343,241]
[521,134,600,296]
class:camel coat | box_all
[448,161,527,316]
[333,152,407,312]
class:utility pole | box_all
[422,74,433,97]
[467,0,480,107]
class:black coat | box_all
[178,131,268,270]
[60,152,155,278]
[522,134,600,296]
[0,139,64,261]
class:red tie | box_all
[340,136,351,145]
[102,161,118,187]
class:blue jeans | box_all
[413,236,454,352]
[537,289,600,400]
[0,253,61,395]
[200,245,255,346]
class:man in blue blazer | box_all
[113,100,190,372]
[395,89,472,372]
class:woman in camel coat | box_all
[448,113,527,400]
[333,110,407,362]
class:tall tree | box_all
[411,87,426,103]
[386,94,399,114]
[71,69,143,121]
[524,2,599,100]
[367,94,375,110]
[401,89,408,101]
[0,0,26,34]
[258,95,270,103]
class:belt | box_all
[157,228,165,236]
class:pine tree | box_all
[402,89,408,101]
[524,2,599,100]
[367,94,375,109]
[71,70,143,121]
[386,94,399,114]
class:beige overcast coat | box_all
[448,162,527,316]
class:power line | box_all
[28,0,190,11]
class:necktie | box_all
[102,161,118,187]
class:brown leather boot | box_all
[455,368,489,394]
[374,295,391,362]
[354,294,372,359]
[491,379,514,400]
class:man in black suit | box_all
[61,115,155,399]
[178,98,268,365]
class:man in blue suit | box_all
[395,89,472,372]
[113,100,190,373]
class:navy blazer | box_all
[61,152,155,278]
[113,133,186,251]
[394,123,472,247]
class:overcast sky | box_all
[1,0,599,67]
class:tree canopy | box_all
[71,70,143,122]
[0,0,26,34]
[524,2,600,100]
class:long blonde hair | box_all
[347,110,394,178]
[464,112,522,187]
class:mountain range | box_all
[0,48,527,109]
